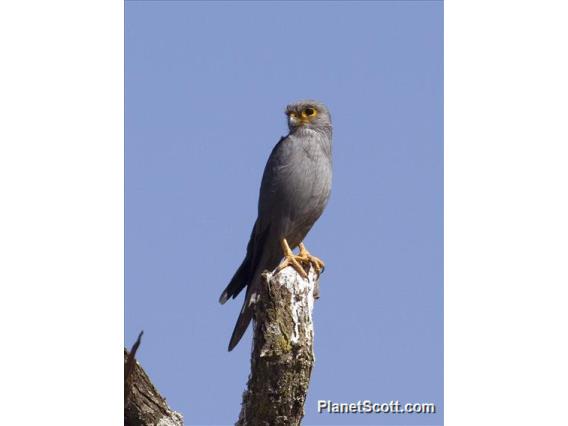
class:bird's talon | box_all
[277,238,312,278]
[276,256,308,278]
[298,242,325,276]
[277,239,325,278]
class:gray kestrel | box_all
[219,100,333,351]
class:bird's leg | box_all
[298,242,325,274]
[276,238,308,278]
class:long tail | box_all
[220,222,274,351]
[219,248,256,351]
[225,247,280,351]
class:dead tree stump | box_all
[124,333,184,426]
[236,266,318,426]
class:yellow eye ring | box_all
[301,107,318,119]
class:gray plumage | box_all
[219,100,333,351]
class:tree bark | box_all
[236,266,318,426]
[124,334,184,426]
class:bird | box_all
[219,99,333,351]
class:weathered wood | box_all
[236,266,318,426]
[125,331,143,403]
[124,336,183,426]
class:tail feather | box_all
[219,221,264,304]
[227,300,254,351]
[219,253,251,304]
[221,222,275,350]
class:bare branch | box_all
[124,334,183,426]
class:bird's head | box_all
[285,100,332,133]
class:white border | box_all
[0,1,123,424]
[446,1,568,424]
[1,0,568,424]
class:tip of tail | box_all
[219,291,230,305]
[227,328,243,352]
[227,340,237,352]
[227,304,253,351]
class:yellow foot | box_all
[298,242,325,274]
[276,238,308,278]
[275,239,325,278]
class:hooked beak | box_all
[288,114,309,127]
[288,115,300,126]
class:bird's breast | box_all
[281,136,331,213]
[258,131,332,238]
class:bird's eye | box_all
[301,108,317,119]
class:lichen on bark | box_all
[236,266,318,426]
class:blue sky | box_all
[125,1,443,425]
